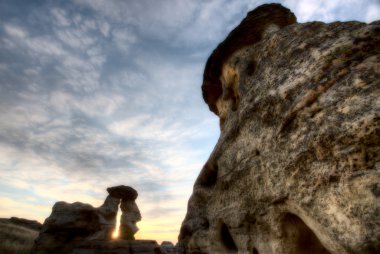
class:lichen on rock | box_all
[179,3,380,254]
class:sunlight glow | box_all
[112,209,121,239]
[134,219,179,244]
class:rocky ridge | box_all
[0,217,42,231]
[178,3,380,254]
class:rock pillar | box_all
[119,199,142,240]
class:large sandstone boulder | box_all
[179,3,379,254]
[33,198,120,254]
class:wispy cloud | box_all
[51,8,72,27]
[284,0,380,22]
[3,24,28,38]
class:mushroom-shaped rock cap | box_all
[202,3,296,115]
[107,185,138,200]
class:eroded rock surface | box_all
[179,3,380,254]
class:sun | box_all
[112,210,121,239]
[112,229,119,239]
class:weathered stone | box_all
[107,185,138,200]
[179,3,380,254]
[129,240,163,254]
[8,217,42,231]
[70,240,162,254]
[33,201,105,254]
[160,241,177,254]
[119,199,142,240]
[89,195,121,240]
[202,3,296,127]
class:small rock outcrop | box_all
[7,217,42,231]
[160,241,177,254]
[179,3,379,254]
[33,185,160,254]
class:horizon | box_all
[0,0,379,244]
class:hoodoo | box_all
[179,3,380,254]
[33,186,161,254]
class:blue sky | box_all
[0,0,379,244]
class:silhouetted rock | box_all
[70,240,162,254]
[179,3,380,254]
[33,186,155,254]
[33,201,116,253]
[119,199,142,240]
[91,195,120,240]
[160,241,177,254]
[107,185,138,200]
[8,217,42,231]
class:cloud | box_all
[98,21,110,38]
[366,3,380,22]
[284,0,380,23]
[74,0,257,47]
[111,28,137,50]
[109,114,193,142]
[0,197,51,223]
[50,90,124,117]
[51,8,71,27]
[3,24,28,38]
[26,36,65,56]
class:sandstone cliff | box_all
[178,3,380,254]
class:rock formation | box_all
[202,3,297,128]
[107,185,142,240]
[119,199,142,240]
[5,217,42,231]
[160,241,177,254]
[179,3,380,254]
[107,185,138,200]
[33,185,160,254]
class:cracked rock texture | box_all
[178,3,380,254]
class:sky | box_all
[0,0,379,244]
